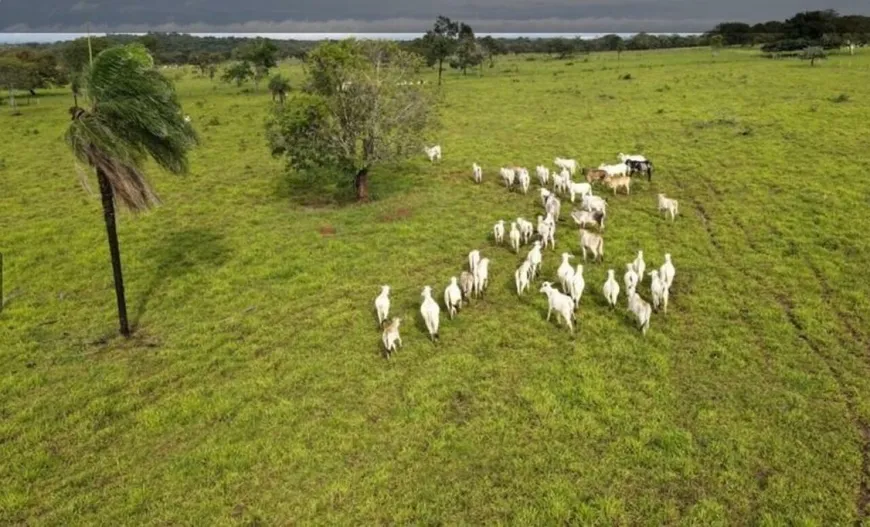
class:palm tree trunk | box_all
[96,168,131,337]
[354,167,370,202]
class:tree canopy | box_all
[222,61,254,87]
[266,39,435,201]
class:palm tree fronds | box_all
[68,43,197,212]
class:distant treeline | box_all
[1,9,868,94]
[705,10,870,52]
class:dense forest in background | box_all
[0,9,869,95]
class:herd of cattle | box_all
[375,146,680,357]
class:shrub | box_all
[830,93,850,103]
[621,73,633,80]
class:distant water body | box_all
[0,32,699,45]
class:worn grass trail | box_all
[2,48,870,524]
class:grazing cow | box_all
[628,292,652,335]
[459,271,475,301]
[474,258,491,298]
[517,217,535,244]
[424,145,442,162]
[569,182,593,203]
[500,167,516,189]
[540,282,576,333]
[382,317,403,356]
[468,250,481,273]
[554,157,578,175]
[571,209,605,231]
[602,269,620,308]
[618,153,648,163]
[660,253,675,290]
[598,162,630,178]
[493,220,506,245]
[657,194,679,221]
[526,241,543,279]
[545,195,561,222]
[540,188,553,207]
[624,264,639,299]
[581,194,608,215]
[631,251,646,285]
[650,270,668,313]
[626,159,654,181]
[557,253,575,291]
[472,162,483,183]
[603,175,631,195]
[515,260,532,296]
[375,285,391,327]
[536,165,550,186]
[579,229,604,262]
[420,286,441,341]
[509,222,521,253]
[517,167,531,194]
[444,277,463,319]
[568,264,585,308]
[586,169,609,184]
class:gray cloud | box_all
[2,0,869,33]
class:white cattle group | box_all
[374,147,682,355]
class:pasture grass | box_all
[2,47,870,524]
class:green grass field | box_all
[2,46,870,524]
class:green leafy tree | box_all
[801,46,827,66]
[222,61,253,87]
[602,34,626,62]
[267,39,435,201]
[478,35,505,67]
[268,74,291,104]
[451,34,485,75]
[235,38,279,85]
[710,34,724,56]
[0,57,34,113]
[65,44,197,336]
[61,37,110,74]
[421,16,463,85]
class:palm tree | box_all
[65,43,197,336]
[268,74,290,105]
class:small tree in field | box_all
[268,74,290,104]
[802,46,827,66]
[710,35,724,56]
[65,44,197,336]
[0,57,33,114]
[266,39,435,202]
[421,16,473,85]
[222,61,253,87]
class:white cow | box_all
[602,269,620,308]
[555,157,578,175]
[420,286,441,341]
[540,282,576,332]
[424,145,442,162]
[472,162,483,184]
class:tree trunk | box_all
[437,59,444,85]
[354,167,370,202]
[96,168,131,337]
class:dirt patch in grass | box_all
[380,208,412,223]
[318,225,336,236]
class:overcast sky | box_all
[2,0,869,33]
